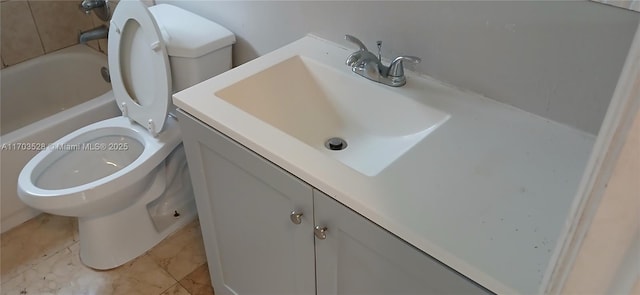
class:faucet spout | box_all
[79,25,109,44]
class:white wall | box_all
[552,19,640,294]
[158,0,639,135]
[561,107,639,294]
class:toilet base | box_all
[77,162,196,270]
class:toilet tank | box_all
[149,4,236,92]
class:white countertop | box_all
[173,35,595,294]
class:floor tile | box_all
[0,214,77,284]
[1,216,216,295]
[179,263,215,295]
[148,220,207,281]
[161,283,192,295]
[2,243,177,295]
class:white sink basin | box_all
[175,36,449,176]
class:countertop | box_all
[173,36,595,294]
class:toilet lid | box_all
[108,0,171,136]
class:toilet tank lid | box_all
[149,4,235,58]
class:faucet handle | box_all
[81,0,106,10]
[345,35,371,67]
[388,55,421,77]
[345,34,368,52]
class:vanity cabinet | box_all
[313,189,489,294]
[178,110,315,295]
[178,110,490,295]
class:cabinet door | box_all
[314,190,491,295]
[179,111,316,295]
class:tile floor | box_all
[0,214,214,295]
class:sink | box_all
[174,36,450,176]
[214,54,449,176]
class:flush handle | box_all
[290,211,303,225]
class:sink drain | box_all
[325,137,347,151]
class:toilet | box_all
[17,1,235,270]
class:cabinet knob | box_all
[290,211,303,224]
[314,225,328,240]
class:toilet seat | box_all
[18,115,182,217]
[108,0,171,136]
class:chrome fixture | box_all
[79,25,109,44]
[80,0,110,21]
[290,211,304,224]
[344,34,421,87]
[314,225,328,240]
[325,137,348,151]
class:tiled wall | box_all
[0,0,110,69]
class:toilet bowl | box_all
[17,0,235,270]
[19,116,180,217]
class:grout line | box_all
[158,282,180,295]
[177,281,192,294]
[25,0,46,54]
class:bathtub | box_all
[1,45,120,233]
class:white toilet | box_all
[17,1,235,270]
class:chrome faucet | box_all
[79,25,108,44]
[344,34,421,87]
[78,0,110,43]
[80,0,110,21]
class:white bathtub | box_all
[0,45,120,233]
